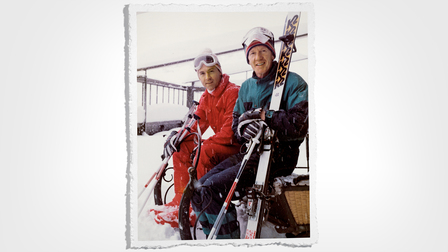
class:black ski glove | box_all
[242,121,261,141]
[236,108,263,141]
[237,108,263,125]
[237,119,262,141]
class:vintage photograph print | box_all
[125,3,316,248]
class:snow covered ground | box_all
[135,104,309,241]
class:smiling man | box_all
[151,49,241,229]
[247,45,275,79]
[233,26,308,136]
[190,27,309,239]
[244,27,276,79]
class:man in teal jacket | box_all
[191,27,308,239]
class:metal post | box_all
[182,90,185,106]
[156,85,159,104]
[186,82,194,108]
[141,70,148,134]
[149,83,151,105]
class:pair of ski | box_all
[179,12,302,239]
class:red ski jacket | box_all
[193,74,240,147]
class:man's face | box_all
[197,65,221,91]
[248,45,275,79]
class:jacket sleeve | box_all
[207,86,240,146]
[265,73,309,140]
[232,111,245,144]
[265,100,308,140]
[232,84,248,144]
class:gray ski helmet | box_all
[242,27,275,64]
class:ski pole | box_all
[138,102,199,196]
[138,103,199,217]
[138,156,169,216]
[138,113,197,198]
[178,119,202,240]
[207,121,266,240]
[138,114,201,217]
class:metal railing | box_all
[137,74,205,108]
[136,73,205,135]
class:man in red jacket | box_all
[151,49,241,228]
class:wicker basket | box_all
[284,187,310,225]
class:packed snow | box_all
[136,103,308,241]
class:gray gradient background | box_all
[1,0,447,252]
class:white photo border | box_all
[124,2,317,248]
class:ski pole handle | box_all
[173,113,200,147]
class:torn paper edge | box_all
[124,2,317,249]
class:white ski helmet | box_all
[193,48,222,73]
[242,27,275,64]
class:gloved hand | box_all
[238,108,263,125]
[237,108,263,142]
[242,120,261,141]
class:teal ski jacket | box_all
[232,61,309,143]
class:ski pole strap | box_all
[172,101,199,147]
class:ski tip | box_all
[287,11,301,17]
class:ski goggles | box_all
[241,27,275,49]
[193,53,220,71]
